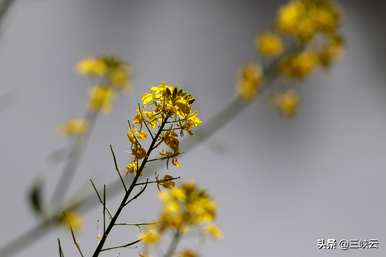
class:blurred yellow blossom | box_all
[256,32,284,57]
[236,63,263,100]
[77,55,132,115]
[88,86,115,113]
[59,211,83,231]
[139,229,160,245]
[277,0,340,42]
[318,35,344,68]
[280,51,319,79]
[205,223,223,239]
[235,0,343,118]
[59,118,88,136]
[273,90,300,118]
[77,58,107,77]
[179,249,199,257]
[140,182,221,246]
[277,0,305,36]
[109,66,132,92]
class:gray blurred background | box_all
[1,0,386,256]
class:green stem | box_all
[163,232,181,257]
[50,110,99,209]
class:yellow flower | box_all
[205,223,223,240]
[60,211,83,231]
[256,32,284,57]
[273,90,300,118]
[139,229,160,245]
[132,147,147,159]
[236,64,263,100]
[277,0,305,35]
[159,190,171,202]
[141,83,195,119]
[109,67,131,91]
[143,182,220,250]
[88,86,115,113]
[126,161,138,174]
[184,113,202,135]
[277,0,341,41]
[59,118,88,136]
[128,129,148,144]
[280,51,319,79]
[309,4,340,33]
[296,16,316,41]
[171,158,182,168]
[318,35,344,68]
[77,58,107,77]
[164,201,180,214]
[163,131,180,151]
[179,249,199,257]
[171,188,186,201]
[160,175,176,189]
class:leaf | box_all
[28,179,44,215]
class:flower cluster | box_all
[126,83,202,174]
[237,0,343,118]
[77,55,132,113]
[139,182,222,256]
[236,63,263,101]
[60,56,132,137]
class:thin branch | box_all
[147,154,180,163]
[109,145,127,192]
[138,103,155,140]
[115,222,156,227]
[124,179,149,207]
[128,120,145,149]
[135,176,180,186]
[103,185,106,233]
[151,138,164,151]
[91,118,169,257]
[100,239,141,252]
[57,238,64,257]
[89,179,113,219]
[70,228,85,257]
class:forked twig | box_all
[109,145,127,192]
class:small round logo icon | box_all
[339,239,349,250]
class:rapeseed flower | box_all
[256,32,284,57]
[273,90,300,118]
[59,211,83,231]
[59,118,88,136]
